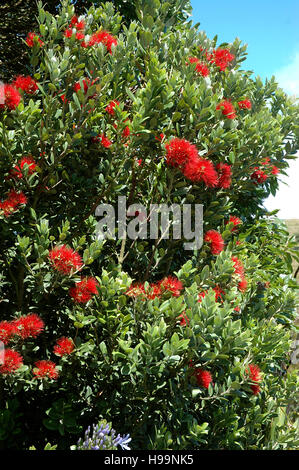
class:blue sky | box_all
[190,0,299,219]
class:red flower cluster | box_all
[53,337,75,357]
[216,99,236,119]
[188,57,210,77]
[209,48,235,71]
[250,167,268,184]
[165,138,199,169]
[177,311,190,327]
[126,276,183,300]
[0,190,27,217]
[0,349,23,375]
[82,30,117,53]
[0,321,16,345]
[204,230,224,255]
[0,314,44,344]
[165,138,219,187]
[246,363,262,395]
[25,32,44,47]
[0,84,21,110]
[194,368,213,389]
[216,163,232,189]
[261,157,279,176]
[48,245,83,275]
[13,314,44,339]
[225,215,242,232]
[12,76,38,94]
[105,100,120,115]
[232,256,247,292]
[11,156,37,179]
[198,285,225,303]
[33,360,59,380]
[92,133,113,148]
[69,277,99,303]
[238,99,252,110]
[64,15,86,41]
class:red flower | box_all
[125,283,146,298]
[216,163,232,189]
[158,276,183,297]
[210,48,235,71]
[238,99,252,110]
[98,134,112,148]
[0,321,16,345]
[64,28,73,38]
[183,156,218,187]
[0,84,21,110]
[198,286,225,303]
[165,138,199,169]
[69,277,99,303]
[246,363,262,395]
[25,32,44,47]
[0,190,27,217]
[232,256,247,292]
[12,75,38,94]
[261,157,271,165]
[13,314,44,340]
[188,57,209,77]
[122,125,131,138]
[251,168,268,184]
[76,32,85,41]
[0,349,23,375]
[204,230,224,255]
[232,256,245,278]
[226,215,242,232]
[69,15,85,31]
[177,312,190,327]
[271,165,279,175]
[105,100,120,115]
[33,360,59,380]
[194,369,213,389]
[87,30,117,53]
[11,156,37,179]
[48,245,83,275]
[216,100,236,119]
[53,337,74,357]
[73,77,98,96]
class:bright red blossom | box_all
[0,321,16,345]
[0,349,23,375]
[87,31,117,53]
[0,190,27,217]
[0,84,21,110]
[165,138,199,169]
[25,32,44,47]
[183,156,218,187]
[216,100,236,119]
[238,99,252,110]
[158,276,183,297]
[11,156,37,179]
[177,312,190,327]
[12,76,38,94]
[69,277,99,303]
[53,337,75,357]
[226,215,242,232]
[216,163,232,189]
[210,48,235,71]
[247,364,262,395]
[204,230,224,255]
[188,57,209,77]
[13,314,44,339]
[48,245,83,275]
[105,100,120,115]
[33,360,59,380]
[251,168,268,184]
[195,369,213,389]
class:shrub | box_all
[0,0,298,450]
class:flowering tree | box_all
[0,0,299,450]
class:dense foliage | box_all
[0,0,298,450]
